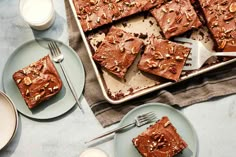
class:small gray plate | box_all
[114,103,198,157]
[2,39,85,119]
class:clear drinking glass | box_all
[19,0,56,30]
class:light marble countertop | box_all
[1,0,236,157]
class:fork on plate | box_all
[174,37,236,70]
[85,112,157,143]
[48,41,84,113]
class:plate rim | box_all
[0,91,18,150]
[2,38,85,120]
[113,102,198,157]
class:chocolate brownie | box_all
[198,0,236,51]
[132,116,188,157]
[73,0,167,32]
[93,26,144,78]
[13,55,62,109]
[151,0,202,39]
[138,35,190,81]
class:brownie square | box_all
[13,55,62,109]
[73,0,167,32]
[132,116,188,157]
[138,35,190,81]
[198,0,236,51]
[93,26,144,78]
[151,0,202,39]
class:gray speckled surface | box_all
[1,0,236,157]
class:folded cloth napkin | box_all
[65,0,236,127]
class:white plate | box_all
[0,91,18,150]
[114,103,198,157]
[2,39,85,119]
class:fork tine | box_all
[48,43,55,57]
[50,41,60,57]
[138,112,157,123]
[53,41,61,54]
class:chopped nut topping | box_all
[175,56,184,61]
[175,15,182,24]
[147,60,159,68]
[44,82,50,88]
[23,77,32,86]
[150,0,156,4]
[22,69,30,75]
[165,54,171,58]
[16,79,22,84]
[223,13,234,21]
[89,0,98,5]
[96,17,101,23]
[167,18,171,24]
[183,22,190,27]
[131,47,136,54]
[101,13,107,19]
[164,121,170,127]
[161,7,167,13]
[169,8,174,12]
[119,46,125,52]
[53,86,59,91]
[25,89,30,96]
[35,94,41,101]
[219,40,227,49]
[150,46,156,51]
[116,32,123,37]
[167,26,178,33]
[229,2,236,13]
[160,63,168,71]
[220,0,228,5]
[185,12,192,22]
[48,88,53,93]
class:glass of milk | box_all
[19,0,56,30]
[79,148,109,157]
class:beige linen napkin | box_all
[65,0,236,127]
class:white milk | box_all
[79,148,108,157]
[20,0,55,30]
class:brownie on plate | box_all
[73,0,167,32]
[93,26,144,79]
[151,0,202,39]
[132,116,188,157]
[198,0,236,51]
[138,35,190,81]
[12,55,62,109]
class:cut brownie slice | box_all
[132,116,188,157]
[138,35,190,81]
[73,0,167,32]
[151,0,202,39]
[93,26,144,78]
[198,0,236,51]
[13,55,62,109]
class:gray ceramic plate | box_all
[0,91,18,150]
[2,39,85,119]
[114,103,198,157]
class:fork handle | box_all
[213,52,236,57]
[59,63,84,113]
[85,121,136,144]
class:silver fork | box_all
[174,37,236,70]
[48,41,84,113]
[85,112,157,143]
